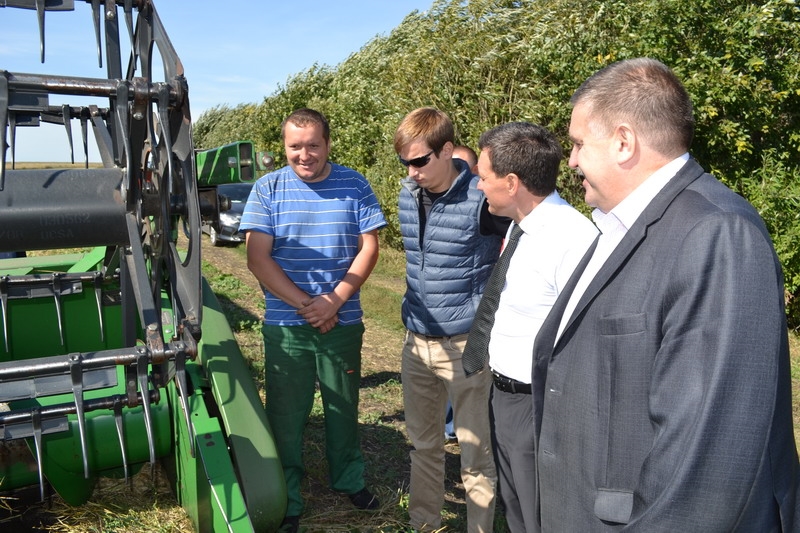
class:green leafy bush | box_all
[194,0,800,325]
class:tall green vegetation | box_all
[193,0,800,325]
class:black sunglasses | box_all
[398,149,435,168]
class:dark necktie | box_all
[462,223,524,376]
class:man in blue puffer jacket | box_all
[394,107,508,533]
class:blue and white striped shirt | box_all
[239,163,387,326]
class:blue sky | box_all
[1,1,432,162]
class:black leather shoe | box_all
[279,515,300,533]
[348,487,379,510]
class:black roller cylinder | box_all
[0,169,129,252]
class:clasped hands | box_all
[297,293,340,333]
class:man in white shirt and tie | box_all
[464,121,598,533]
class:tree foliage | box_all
[193,0,800,325]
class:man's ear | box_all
[507,173,520,195]
[441,141,454,159]
[614,123,636,165]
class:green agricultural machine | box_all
[196,140,275,187]
[196,141,274,246]
[0,1,286,531]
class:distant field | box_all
[6,162,104,170]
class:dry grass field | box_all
[5,162,103,170]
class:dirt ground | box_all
[200,239,260,291]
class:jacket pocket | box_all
[594,487,633,524]
[595,313,648,524]
[598,312,646,336]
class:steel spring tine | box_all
[113,397,129,481]
[94,272,105,343]
[31,409,46,502]
[80,108,90,169]
[91,0,102,68]
[174,351,195,458]
[70,353,91,479]
[52,273,65,346]
[35,0,45,63]
[136,350,157,465]
[63,104,74,164]
[0,72,8,191]
[1,276,9,353]
[9,111,16,170]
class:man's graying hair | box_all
[478,122,562,197]
[570,57,694,157]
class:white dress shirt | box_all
[488,191,599,383]
[555,153,691,341]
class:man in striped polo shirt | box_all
[240,108,387,532]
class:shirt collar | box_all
[600,153,690,231]
[517,190,562,235]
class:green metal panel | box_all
[167,281,286,532]
[0,253,86,275]
[196,141,257,186]
[67,247,109,273]
[167,363,255,532]
[198,280,287,531]
[37,394,171,505]
[0,250,123,360]
[0,249,285,531]
[2,368,172,505]
[0,247,166,506]
[0,368,172,505]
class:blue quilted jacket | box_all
[398,160,501,336]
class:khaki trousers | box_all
[401,330,497,532]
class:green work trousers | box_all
[262,322,366,517]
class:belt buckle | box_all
[492,369,529,394]
[492,370,509,392]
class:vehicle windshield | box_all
[220,183,253,203]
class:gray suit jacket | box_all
[531,158,800,532]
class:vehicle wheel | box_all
[209,227,221,247]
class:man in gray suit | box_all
[531,57,799,531]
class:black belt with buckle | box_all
[491,370,532,394]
